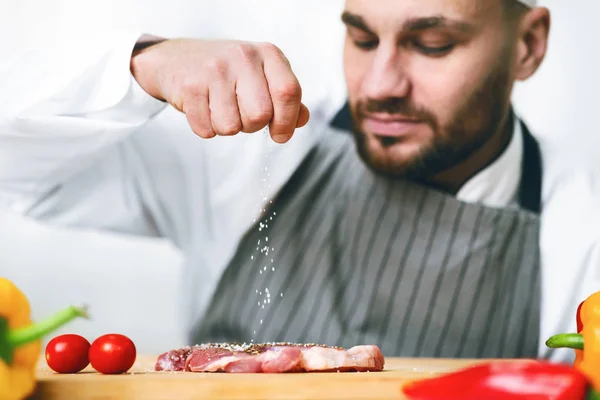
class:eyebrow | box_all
[341,11,375,34]
[341,11,474,34]
[403,16,474,33]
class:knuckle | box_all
[273,82,302,103]
[258,42,283,57]
[205,57,228,78]
[186,116,212,138]
[179,75,199,95]
[189,122,213,138]
[246,106,272,126]
[193,129,213,139]
[232,43,259,63]
[219,121,242,135]
[259,42,291,67]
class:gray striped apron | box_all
[191,118,542,359]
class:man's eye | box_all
[413,42,455,56]
[354,39,378,50]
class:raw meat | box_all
[155,343,385,373]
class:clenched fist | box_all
[130,38,310,143]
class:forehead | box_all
[343,0,499,27]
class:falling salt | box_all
[260,319,263,324]
[272,267,275,271]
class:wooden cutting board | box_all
[30,355,492,400]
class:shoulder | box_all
[538,139,600,215]
[536,135,600,269]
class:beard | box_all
[349,61,513,181]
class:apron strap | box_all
[518,121,543,214]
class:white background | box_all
[0,0,598,354]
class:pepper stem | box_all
[6,305,89,348]
[588,389,600,400]
[545,333,584,350]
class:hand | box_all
[130,38,310,143]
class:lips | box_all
[363,116,423,138]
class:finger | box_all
[184,94,215,139]
[296,103,310,128]
[209,68,243,136]
[262,46,303,143]
[234,47,274,133]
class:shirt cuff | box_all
[81,31,167,123]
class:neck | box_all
[426,111,515,195]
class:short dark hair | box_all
[503,0,529,20]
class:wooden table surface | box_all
[30,354,493,399]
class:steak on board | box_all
[155,343,385,373]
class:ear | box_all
[514,7,551,81]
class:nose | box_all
[361,45,411,101]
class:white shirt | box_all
[0,23,598,362]
[457,116,523,208]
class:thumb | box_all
[296,103,310,128]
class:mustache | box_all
[355,98,436,125]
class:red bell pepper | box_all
[402,360,593,400]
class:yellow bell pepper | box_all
[546,290,600,395]
[0,278,87,400]
[578,291,600,390]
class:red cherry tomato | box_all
[89,333,137,374]
[45,334,91,373]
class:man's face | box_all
[343,0,519,179]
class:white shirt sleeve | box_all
[0,31,166,215]
[538,150,600,362]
